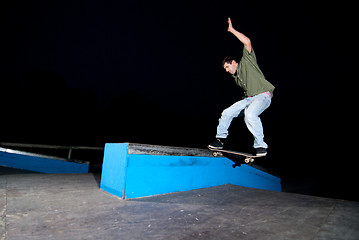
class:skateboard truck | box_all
[209,147,260,168]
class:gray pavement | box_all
[0,173,358,240]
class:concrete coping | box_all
[127,143,213,157]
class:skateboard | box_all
[208,147,264,168]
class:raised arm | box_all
[227,17,252,53]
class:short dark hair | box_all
[222,56,236,67]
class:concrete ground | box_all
[0,172,358,240]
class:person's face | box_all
[223,60,237,74]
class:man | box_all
[208,18,275,156]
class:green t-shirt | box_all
[232,47,275,98]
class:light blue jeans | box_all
[216,92,271,148]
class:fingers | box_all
[227,17,233,32]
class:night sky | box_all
[1,1,357,200]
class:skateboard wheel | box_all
[245,158,250,164]
[213,152,219,157]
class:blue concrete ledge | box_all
[100,143,281,199]
[0,147,89,174]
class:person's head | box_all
[222,56,238,74]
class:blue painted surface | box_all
[100,143,129,197]
[100,143,281,199]
[0,149,89,174]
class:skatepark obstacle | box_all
[100,143,281,199]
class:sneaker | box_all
[255,147,267,156]
[208,138,225,149]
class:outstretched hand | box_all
[226,17,252,53]
[227,17,234,33]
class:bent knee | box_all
[222,108,243,119]
[244,112,259,122]
[221,108,232,117]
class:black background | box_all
[1,1,357,200]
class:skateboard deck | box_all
[208,147,264,168]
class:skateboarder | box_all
[208,18,275,156]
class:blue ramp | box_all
[0,147,89,174]
[100,143,281,199]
